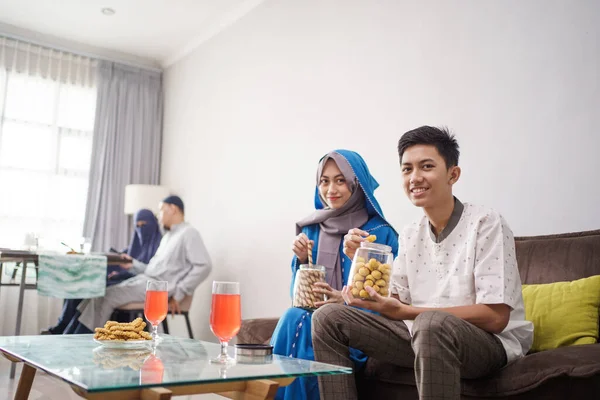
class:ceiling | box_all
[0,0,264,67]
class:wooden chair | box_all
[112,294,194,338]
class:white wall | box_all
[161,0,600,341]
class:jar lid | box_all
[235,344,273,356]
[299,264,326,272]
[359,241,392,253]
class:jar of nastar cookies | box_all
[292,264,326,310]
[349,241,393,299]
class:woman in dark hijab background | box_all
[107,209,162,283]
[43,209,162,334]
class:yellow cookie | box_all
[111,330,142,340]
[135,321,147,331]
[109,324,138,332]
[139,331,152,340]
[94,328,111,335]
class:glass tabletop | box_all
[0,335,351,393]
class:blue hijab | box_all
[313,150,387,218]
[127,209,161,263]
[296,150,395,289]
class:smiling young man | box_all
[311,126,533,400]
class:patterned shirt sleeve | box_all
[473,211,521,309]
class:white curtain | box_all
[83,61,163,252]
[0,37,97,336]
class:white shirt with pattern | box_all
[391,203,533,363]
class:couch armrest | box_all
[238,318,279,345]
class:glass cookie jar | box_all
[292,264,326,310]
[349,242,393,299]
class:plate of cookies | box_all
[93,317,153,349]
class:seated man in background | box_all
[43,208,162,334]
[69,195,212,333]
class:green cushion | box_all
[522,275,600,352]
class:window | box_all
[0,66,97,249]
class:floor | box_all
[0,358,226,400]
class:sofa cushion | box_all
[515,230,600,285]
[363,344,600,396]
[522,275,600,352]
[237,318,279,345]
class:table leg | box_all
[244,380,279,399]
[219,378,289,400]
[10,260,28,379]
[140,388,172,400]
[14,363,36,400]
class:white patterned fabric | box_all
[37,254,107,299]
[391,203,534,363]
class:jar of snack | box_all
[350,240,393,299]
[292,264,326,310]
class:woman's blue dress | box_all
[271,150,399,400]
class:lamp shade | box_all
[124,184,170,215]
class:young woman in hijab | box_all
[270,150,398,400]
[43,209,162,334]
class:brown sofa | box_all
[238,230,600,399]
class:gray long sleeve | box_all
[137,222,211,302]
[172,229,212,302]
[131,259,147,275]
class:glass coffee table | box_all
[0,334,351,399]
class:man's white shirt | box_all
[391,202,534,363]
